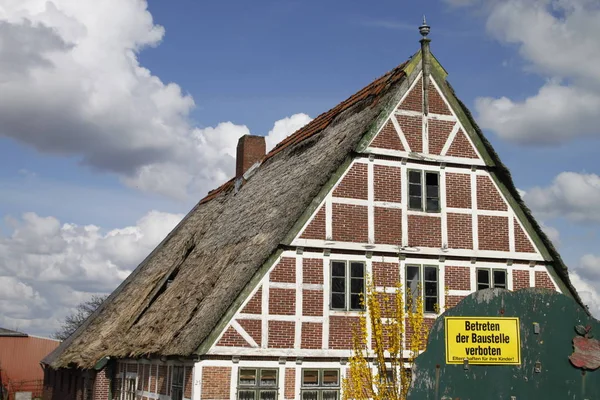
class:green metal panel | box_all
[407,288,600,400]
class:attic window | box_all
[408,170,440,212]
[477,269,507,290]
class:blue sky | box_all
[0,0,599,335]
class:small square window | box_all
[302,370,319,387]
[477,269,507,290]
[301,369,340,400]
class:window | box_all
[123,376,136,400]
[477,269,507,290]
[301,369,340,400]
[408,170,440,212]
[237,368,278,400]
[171,367,184,400]
[330,261,365,311]
[405,265,438,313]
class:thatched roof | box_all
[43,48,584,370]
[43,57,411,369]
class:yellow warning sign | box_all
[445,317,521,365]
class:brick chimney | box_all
[236,135,266,178]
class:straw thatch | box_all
[43,58,411,369]
[44,49,585,370]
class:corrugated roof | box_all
[0,327,27,337]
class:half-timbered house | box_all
[42,23,582,400]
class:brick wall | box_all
[301,322,323,349]
[371,120,405,151]
[446,173,471,209]
[374,207,402,245]
[329,316,360,349]
[270,257,296,283]
[535,271,555,290]
[397,115,422,153]
[446,129,478,159]
[445,295,465,309]
[374,164,401,203]
[269,288,296,315]
[300,206,326,240]
[201,367,231,400]
[284,368,295,399]
[476,175,507,211]
[445,266,470,291]
[399,78,422,112]
[238,319,262,345]
[408,215,441,248]
[513,270,530,290]
[373,262,400,287]
[428,81,452,115]
[332,203,368,243]
[447,213,473,249]
[268,321,295,348]
[303,258,323,284]
[302,289,323,316]
[514,220,536,253]
[184,367,192,399]
[241,287,262,314]
[478,215,509,251]
[92,368,109,400]
[216,326,250,347]
[428,119,454,155]
[333,163,368,200]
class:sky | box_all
[0,0,599,337]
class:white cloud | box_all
[523,172,600,222]
[570,270,600,318]
[540,222,561,247]
[476,83,600,144]
[0,0,310,199]
[265,113,312,151]
[459,0,600,144]
[0,210,183,336]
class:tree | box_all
[53,294,108,341]
[342,279,431,400]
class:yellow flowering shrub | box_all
[342,278,432,399]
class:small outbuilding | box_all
[0,328,60,400]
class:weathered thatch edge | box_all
[429,59,584,311]
[41,195,226,367]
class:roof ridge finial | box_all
[419,15,431,38]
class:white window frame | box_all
[405,264,439,314]
[300,369,340,400]
[407,169,440,213]
[330,260,366,311]
[476,268,507,290]
[237,368,278,400]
